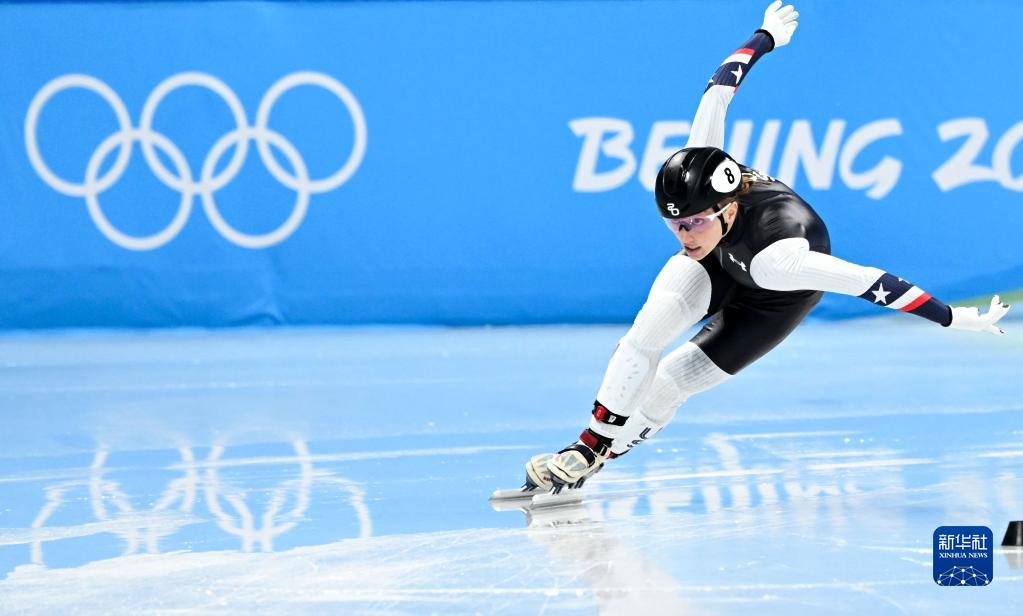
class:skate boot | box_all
[525,452,555,492]
[489,453,555,505]
[546,429,612,494]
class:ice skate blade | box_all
[530,489,583,509]
[489,487,540,511]
[490,487,540,501]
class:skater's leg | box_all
[594,254,715,415]
[585,254,732,445]
[608,289,823,455]
[544,255,729,489]
[607,341,730,454]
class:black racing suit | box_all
[693,169,829,374]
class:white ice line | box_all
[4,376,473,394]
[805,458,935,471]
[725,430,860,441]
[280,576,1023,597]
[601,457,931,487]
[168,444,534,470]
[977,450,1023,458]
[859,545,932,555]
[783,449,901,459]
[0,513,201,546]
[0,469,96,485]
[861,544,1023,556]
[596,467,784,485]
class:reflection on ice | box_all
[7,440,372,570]
[203,441,371,552]
[28,448,201,567]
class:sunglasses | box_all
[665,205,730,233]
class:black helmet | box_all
[654,147,743,219]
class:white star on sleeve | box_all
[731,65,743,83]
[871,283,891,304]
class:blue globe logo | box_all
[936,565,991,586]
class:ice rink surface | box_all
[1,317,1022,614]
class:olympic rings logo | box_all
[25,71,367,250]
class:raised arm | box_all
[686,1,799,149]
[750,238,1012,335]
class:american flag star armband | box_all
[705,30,775,94]
[859,273,953,326]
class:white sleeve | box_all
[683,30,775,150]
[683,86,735,150]
[749,237,884,296]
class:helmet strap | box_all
[713,203,730,236]
[716,171,753,236]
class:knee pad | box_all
[594,284,710,416]
[594,336,659,417]
[591,256,715,438]
[628,254,714,351]
[649,255,713,315]
[628,291,698,349]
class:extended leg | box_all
[608,341,730,455]
[591,254,713,428]
[539,255,717,489]
[607,289,824,455]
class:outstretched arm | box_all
[750,238,1012,335]
[685,1,799,149]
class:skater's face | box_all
[666,202,738,260]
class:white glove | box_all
[948,295,1011,335]
[760,1,799,49]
